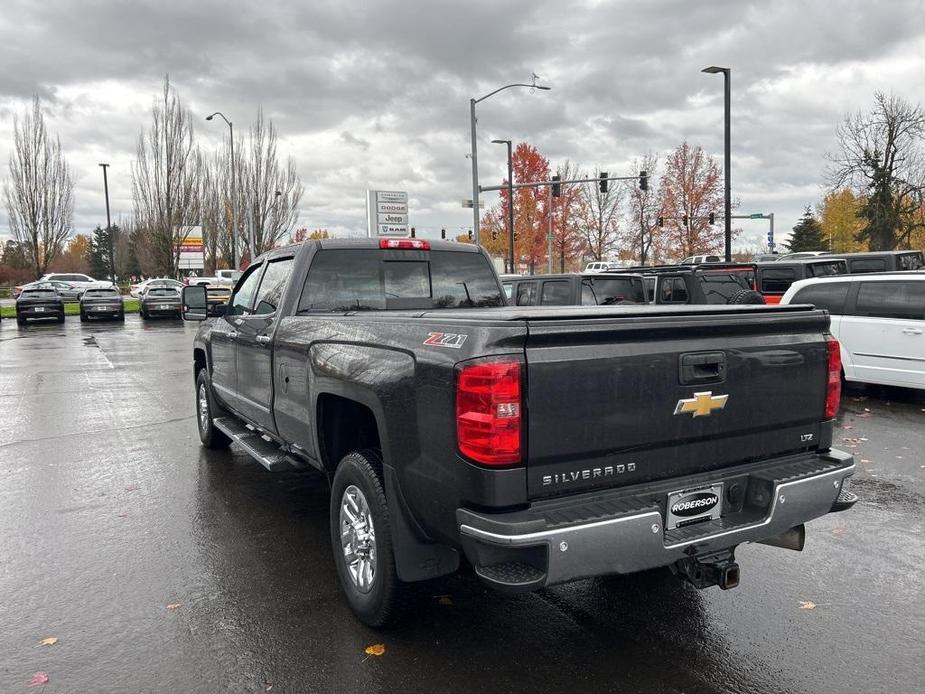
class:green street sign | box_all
[749,213,764,219]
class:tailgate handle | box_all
[679,351,726,385]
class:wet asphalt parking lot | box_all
[0,316,923,694]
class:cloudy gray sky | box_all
[1,0,924,252]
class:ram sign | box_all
[366,190,409,237]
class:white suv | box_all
[39,273,105,294]
[781,273,925,389]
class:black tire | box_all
[117,311,125,322]
[330,450,402,627]
[140,307,147,319]
[195,368,231,449]
[80,311,88,322]
[728,289,766,305]
[57,312,65,323]
[16,314,25,325]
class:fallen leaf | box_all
[166,603,182,610]
[832,527,847,537]
[364,643,386,656]
[799,600,816,610]
[860,459,871,464]
[264,681,273,692]
[842,425,853,430]
[38,637,57,646]
[28,672,49,688]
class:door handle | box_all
[255,334,272,344]
[902,327,923,335]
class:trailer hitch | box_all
[672,549,740,590]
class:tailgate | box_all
[524,307,831,499]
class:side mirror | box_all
[182,285,207,321]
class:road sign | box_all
[367,190,409,237]
[461,200,485,208]
[749,213,764,219]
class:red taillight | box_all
[379,238,430,250]
[456,360,522,466]
[825,336,842,419]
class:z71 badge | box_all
[423,332,468,349]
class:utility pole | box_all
[99,163,114,283]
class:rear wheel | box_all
[195,369,231,449]
[330,450,403,627]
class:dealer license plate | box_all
[159,304,171,310]
[34,306,45,312]
[666,483,724,530]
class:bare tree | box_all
[132,76,201,277]
[577,167,622,261]
[239,109,303,255]
[827,92,925,250]
[3,96,75,279]
[624,153,662,265]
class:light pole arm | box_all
[474,83,538,104]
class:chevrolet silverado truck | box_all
[182,237,857,626]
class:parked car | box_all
[180,237,855,627]
[825,250,924,274]
[502,273,647,306]
[753,253,781,262]
[130,278,182,298]
[756,258,848,304]
[610,264,763,305]
[137,279,184,299]
[781,272,925,389]
[679,255,721,265]
[14,280,81,301]
[140,287,182,319]
[79,286,125,322]
[38,272,100,295]
[16,288,66,324]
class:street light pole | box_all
[702,66,732,262]
[491,139,514,273]
[98,163,114,283]
[469,79,550,246]
[206,112,240,268]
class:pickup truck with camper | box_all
[182,237,857,626]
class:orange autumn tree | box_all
[659,142,728,260]
[481,142,550,273]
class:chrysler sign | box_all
[367,190,409,237]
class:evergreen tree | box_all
[87,224,121,280]
[785,207,825,252]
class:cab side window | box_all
[252,258,294,315]
[540,280,570,305]
[659,277,689,303]
[515,281,537,306]
[228,264,264,316]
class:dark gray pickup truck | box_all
[182,237,856,626]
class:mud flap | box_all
[383,465,459,582]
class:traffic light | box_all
[441,228,446,240]
[491,228,498,240]
[468,229,473,241]
[657,216,664,227]
[682,215,688,226]
[410,227,416,238]
[639,170,648,192]
[767,232,774,243]
[599,171,608,193]
[708,213,715,225]
[551,174,561,197]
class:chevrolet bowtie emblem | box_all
[674,391,729,417]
